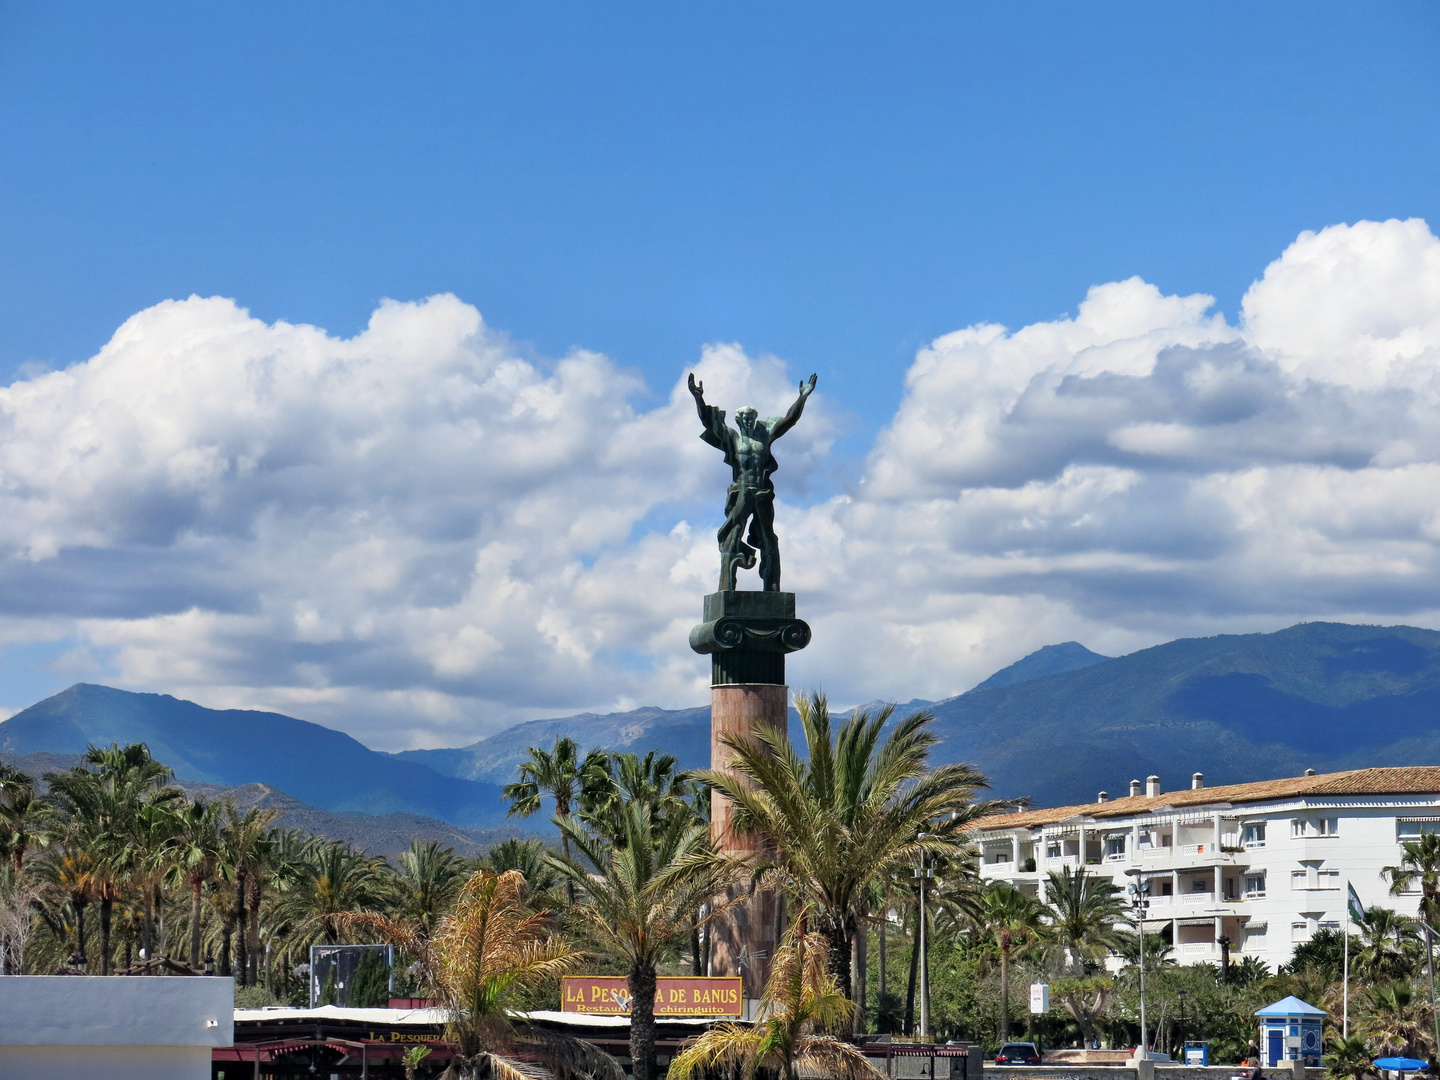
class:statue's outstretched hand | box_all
[800,373,817,398]
[688,373,705,402]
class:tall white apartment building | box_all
[971,767,1440,973]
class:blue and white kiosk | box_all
[1256,996,1326,1068]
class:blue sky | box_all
[4,3,1437,440]
[3,4,1440,745]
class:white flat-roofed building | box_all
[972,767,1440,973]
[0,975,233,1080]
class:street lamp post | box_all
[914,835,936,1039]
[1126,870,1151,1058]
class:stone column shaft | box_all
[691,591,809,1003]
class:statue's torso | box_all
[730,430,774,487]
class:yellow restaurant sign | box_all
[561,976,743,1017]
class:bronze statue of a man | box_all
[688,371,817,592]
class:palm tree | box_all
[224,805,279,986]
[128,800,180,961]
[1353,906,1421,984]
[430,868,621,1080]
[670,916,883,1080]
[1326,1033,1376,1080]
[1385,832,1440,923]
[483,838,561,890]
[0,768,57,873]
[978,881,1048,1041]
[38,842,101,968]
[580,751,692,838]
[395,840,466,941]
[48,744,182,974]
[277,838,388,947]
[548,800,737,1080]
[502,737,610,871]
[1043,865,1125,973]
[164,798,228,970]
[696,692,1004,1001]
[247,826,308,986]
[1358,981,1434,1058]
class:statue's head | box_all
[734,406,758,435]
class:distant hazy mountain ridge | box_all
[0,684,509,827]
[394,704,714,784]
[5,622,1440,816]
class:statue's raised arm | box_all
[768,374,817,441]
[688,373,730,452]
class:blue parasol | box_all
[1372,1058,1429,1072]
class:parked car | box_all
[995,1043,1043,1065]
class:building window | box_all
[1046,841,1061,859]
[1243,924,1268,949]
[1244,874,1266,899]
[1242,822,1267,847]
[1398,820,1440,840]
[1105,835,1126,859]
[1292,921,1312,942]
[1192,878,1210,892]
[1319,920,1340,932]
[1293,817,1338,839]
[1292,870,1309,890]
[1318,869,1340,890]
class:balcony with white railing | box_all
[1182,891,1217,906]
[1178,941,1218,958]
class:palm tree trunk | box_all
[690,911,703,977]
[234,868,248,987]
[75,899,88,966]
[560,821,577,905]
[824,921,853,1002]
[999,943,1011,1041]
[628,960,658,1080]
[247,882,263,985]
[99,894,113,976]
[220,925,232,976]
[142,883,155,958]
[189,879,204,970]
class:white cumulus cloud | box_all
[2,219,1440,747]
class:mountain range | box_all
[4,621,1440,822]
[0,684,510,827]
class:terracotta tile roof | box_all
[972,766,1440,833]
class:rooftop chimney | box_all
[1146,775,1162,797]
[1129,779,1142,797]
[1304,768,1316,776]
[1097,791,1109,803]
[1192,772,1204,790]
